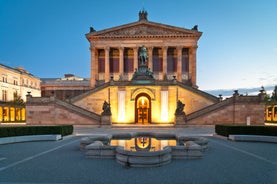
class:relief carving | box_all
[98,25,191,37]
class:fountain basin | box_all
[80,132,208,167]
[116,146,172,167]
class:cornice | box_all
[86,21,202,41]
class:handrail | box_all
[54,98,101,121]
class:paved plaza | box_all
[0,126,276,184]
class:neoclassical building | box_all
[0,64,41,123]
[41,74,90,101]
[26,11,265,126]
[87,11,199,88]
[69,10,217,125]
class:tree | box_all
[271,85,277,102]
[9,92,25,106]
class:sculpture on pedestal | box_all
[175,100,186,115]
[139,46,147,65]
[132,45,154,81]
[101,101,111,115]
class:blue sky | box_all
[0,0,276,91]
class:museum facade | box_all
[26,11,265,126]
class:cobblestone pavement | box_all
[0,126,276,184]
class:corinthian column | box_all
[148,47,153,70]
[177,46,182,82]
[119,47,124,76]
[189,46,197,87]
[104,47,110,83]
[90,47,96,88]
[162,46,168,78]
[133,47,138,71]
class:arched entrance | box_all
[135,93,151,124]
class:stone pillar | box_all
[177,46,182,82]
[95,48,99,81]
[162,46,168,78]
[90,47,96,87]
[148,47,153,70]
[118,90,126,122]
[119,47,124,76]
[133,47,138,72]
[104,47,110,83]
[189,46,197,87]
[160,90,168,122]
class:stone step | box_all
[0,134,62,145]
[229,135,277,143]
[112,123,175,128]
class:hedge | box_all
[215,124,277,137]
[0,125,73,138]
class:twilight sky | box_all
[0,0,276,91]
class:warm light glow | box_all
[264,123,277,126]
[0,123,26,125]
[110,137,176,151]
[161,91,168,122]
[118,91,126,122]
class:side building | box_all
[0,64,41,123]
[41,74,90,101]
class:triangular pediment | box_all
[87,21,201,38]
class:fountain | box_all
[80,132,208,167]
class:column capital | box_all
[90,47,96,51]
[189,46,198,54]
[119,47,124,51]
[147,46,153,51]
[177,46,183,50]
[163,46,168,50]
[104,47,110,51]
[189,45,198,49]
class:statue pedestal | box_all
[101,115,111,128]
[175,114,186,127]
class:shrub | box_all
[215,124,277,137]
[0,125,73,138]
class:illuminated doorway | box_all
[135,93,151,124]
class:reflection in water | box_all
[110,137,176,152]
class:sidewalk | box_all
[73,125,215,136]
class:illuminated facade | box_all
[26,11,266,126]
[0,64,40,123]
[70,10,218,125]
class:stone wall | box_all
[185,93,265,125]
[26,96,100,125]
[25,88,266,126]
